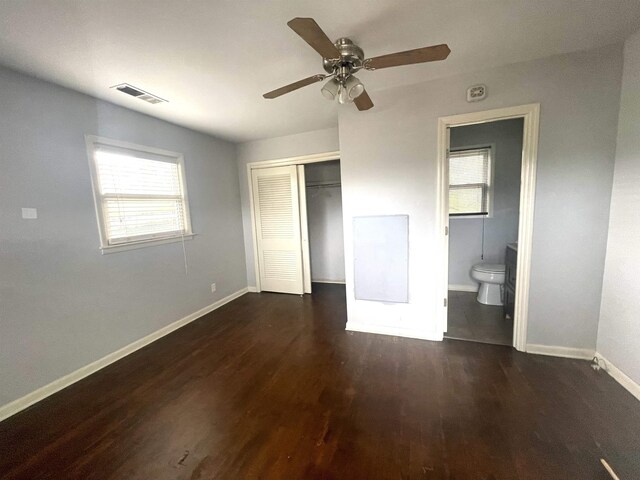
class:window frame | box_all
[448,144,495,219]
[85,135,194,253]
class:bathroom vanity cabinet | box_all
[504,244,517,319]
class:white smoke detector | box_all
[466,84,487,102]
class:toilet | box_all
[471,264,506,306]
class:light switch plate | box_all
[21,208,38,219]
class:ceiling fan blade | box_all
[287,17,340,59]
[364,44,451,70]
[354,89,374,111]
[263,74,326,99]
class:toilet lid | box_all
[473,263,505,273]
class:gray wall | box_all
[0,66,247,407]
[597,30,640,385]
[304,161,345,283]
[449,119,523,288]
[338,44,622,348]
[236,127,339,287]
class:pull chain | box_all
[481,215,486,260]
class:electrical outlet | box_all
[211,283,216,293]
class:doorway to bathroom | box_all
[445,119,523,345]
[436,104,540,351]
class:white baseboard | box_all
[526,343,595,360]
[0,287,248,422]
[346,322,442,342]
[247,286,258,293]
[448,284,478,292]
[595,353,640,402]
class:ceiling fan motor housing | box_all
[323,38,364,78]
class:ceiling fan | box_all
[263,17,451,111]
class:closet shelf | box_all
[306,181,341,189]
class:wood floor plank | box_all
[1,284,638,479]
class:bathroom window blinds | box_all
[448,147,491,216]
[89,142,192,247]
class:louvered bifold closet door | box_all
[252,165,304,294]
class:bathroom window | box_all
[86,136,193,252]
[448,147,492,217]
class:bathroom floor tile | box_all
[445,290,513,346]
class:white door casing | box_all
[251,165,304,294]
[297,165,312,294]
[436,103,540,351]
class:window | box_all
[87,137,192,251]
[448,147,492,217]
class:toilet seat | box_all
[473,264,505,274]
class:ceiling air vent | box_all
[111,83,167,105]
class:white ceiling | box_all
[1,0,640,143]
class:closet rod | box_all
[306,182,341,189]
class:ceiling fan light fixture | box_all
[321,78,340,100]
[345,75,364,100]
[337,84,353,104]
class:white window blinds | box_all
[448,147,491,216]
[91,144,191,246]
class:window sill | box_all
[100,234,196,254]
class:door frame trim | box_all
[436,104,540,352]
[247,151,340,292]
[297,165,312,294]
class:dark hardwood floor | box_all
[1,283,639,479]
[445,290,513,346]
